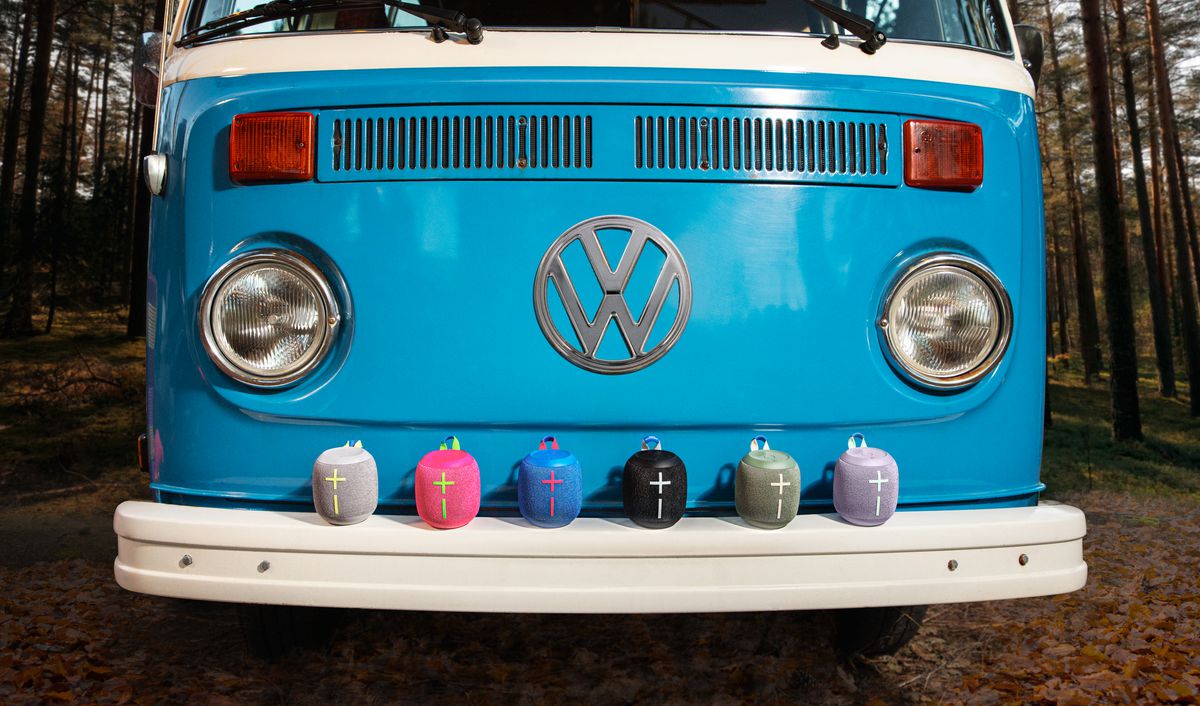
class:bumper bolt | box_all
[947,559,958,572]
[179,554,193,568]
[257,560,271,573]
[1019,554,1029,566]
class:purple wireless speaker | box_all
[833,434,899,526]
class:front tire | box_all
[834,605,927,657]
[237,604,339,660]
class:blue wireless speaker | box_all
[518,436,583,528]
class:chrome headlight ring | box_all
[878,253,1013,390]
[198,249,340,388]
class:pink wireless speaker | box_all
[415,436,481,529]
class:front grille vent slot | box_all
[331,114,594,173]
[318,106,900,185]
[634,115,889,176]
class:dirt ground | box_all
[1,488,1197,705]
[3,314,1199,704]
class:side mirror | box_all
[133,31,163,108]
[1014,24,1044,90]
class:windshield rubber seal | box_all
[175,24,1015,58]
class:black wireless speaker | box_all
[622,435,687,529]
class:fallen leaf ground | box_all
[1,313,1198,704]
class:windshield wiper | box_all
[178,0,484,46]
[804,0,886,54]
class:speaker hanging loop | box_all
[749,435,771,452]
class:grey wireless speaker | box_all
[312,441,378,525]
[833,434,898,526]
[735,435,801,529]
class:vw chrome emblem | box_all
[533,216,692,375]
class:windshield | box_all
[188,0,1011,53]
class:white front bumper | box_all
[113,500,1086,613]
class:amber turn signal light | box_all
[229,112,314,184]
[904,119,983,189]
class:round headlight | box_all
[880,254,1011,389]
[199,250,339,387]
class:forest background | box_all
[0,0,1198,703]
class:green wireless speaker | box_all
[735,435,801,529]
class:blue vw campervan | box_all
[114,0,1086,657]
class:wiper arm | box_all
[803,0,886,54]
[178,0,484,47]
[390,1,483,43]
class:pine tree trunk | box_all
[1080,0,1143,439]
[1047,243,1057,357]
[1147,105,1165,261]
[1043,0,1103,382]
[3,0,56,335]
[3,6,20,110]
[1101,3,1124,206]
[45,40,77,335]
[121,87,142,304]
[1173,132,1200,294]
[1145,0,1200,416]
[1114,0,1174,395]
[120,0,147,260]
[1145,68,1173,330]
[0,0,33,293]
[1041,145,1073,355]
[1051,211,1071,354]
[127,0,167,338]
[70,52,98,198]
[121,93,134,189]
[1,0,30,162]
[126,119,153,338]
[1165,232,1182,339]
[1045,374,1053,428]
[93,4,115,197]
[1147,109,1180,357]
[65,49,80,197]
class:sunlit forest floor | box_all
[1,311,1197,703]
